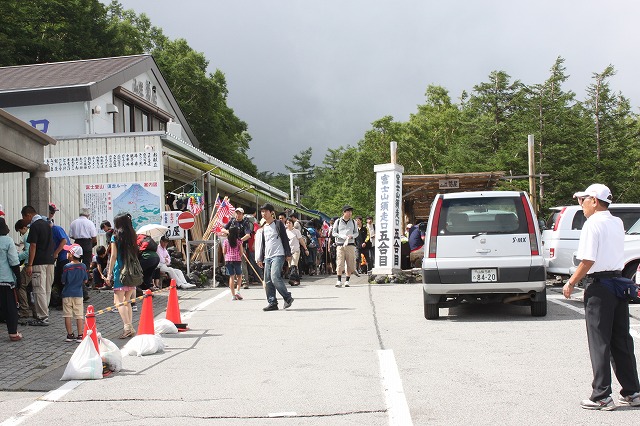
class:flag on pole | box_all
[213,196,236,234]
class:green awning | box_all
[170,155,320,219]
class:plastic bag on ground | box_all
[99,334,122,373]
[154,318,179,334]
[61,330,103,380]
[120,334,165,357]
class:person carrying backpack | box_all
[332,205,359,287]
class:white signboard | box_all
[161,211,185,240]
[439,178,460,189]
[45,152,160,177]
[373,163,404,274]
[83,181,161,233]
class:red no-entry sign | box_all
[177,211,195,230]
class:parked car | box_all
[421,191,546,319]
[542,204,640,278]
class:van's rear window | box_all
[438,197,528,235]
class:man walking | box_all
[21,205,55,326]
[68,207,97,271]
[256,203,293,311]
[333,205,358,287]
[563,184,640,410]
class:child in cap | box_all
[61,244,88,343]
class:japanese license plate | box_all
[471,269,497,282]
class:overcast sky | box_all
[108,0,640,174]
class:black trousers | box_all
[140,255,160,290]
[584,280,640,400]
[0,285,18,335]
[74,238,93,270]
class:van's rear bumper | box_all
[422,266,546,294]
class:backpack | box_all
[307,228,318,249]
[120,247,144,287]
[137,234,158,252]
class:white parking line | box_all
[378,349,413,426]
[0,381,83,426]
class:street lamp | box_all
[289,172,311,205]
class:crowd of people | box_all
[0,204,197,343]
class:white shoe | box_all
[180,282,196,289]
[335,280,343,287]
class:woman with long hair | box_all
[222,226,244,300]
[106,213,138,338]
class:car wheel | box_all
[531,289,547,317]
[424,300,440,320]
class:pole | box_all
[528,135,537,212]
[186,229,191,275]
[290,173,295,203]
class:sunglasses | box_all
[577,196,594,206]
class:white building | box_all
[0,55,311,236]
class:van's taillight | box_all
[552,207,566,231]
[549,248,555,258]
[428,197,443,258]
[521,194,539,256]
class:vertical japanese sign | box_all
[161,211,185,240]
[83,181,161,233]
[373,163,404,274]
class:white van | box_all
[542,204,640,278]
[422,191,546,319]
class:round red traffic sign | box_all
[177,211,195,230]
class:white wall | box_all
[4,103,86,136]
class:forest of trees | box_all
[1,0,639,220]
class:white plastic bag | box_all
[61,330,103,380]
[154,318,179,334]
[99,334,122,373]
[120,334,165,357]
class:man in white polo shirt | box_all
[68,207,97,271]
[563,183,640,410]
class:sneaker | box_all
[344,282,350,287]
[181,282,196,289]
[243,284,249,289]
[235,293,243,300]
[335,280,343,287]
[263,304,279,311]
[580,396,616,411]
[619,392,640,406]
[132,304,138,312]
[284,298,294,309]
[65,333,75,342]
[75,334,83,343]
[28,318,49,326]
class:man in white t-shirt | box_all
[564,183,640,410]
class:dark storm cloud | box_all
[109,0,640,173]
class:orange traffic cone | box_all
[166,279,188,331]
[83,305,100,353]
[137,289,155,335]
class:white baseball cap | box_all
[63,243,84,259]
[573,183,613,204]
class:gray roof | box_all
[0,55,199,147]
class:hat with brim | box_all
[342,204,354,212]
[63,243,83,258]
[573,183,613,204]
[49,203,59,213]
[236,208,244,214]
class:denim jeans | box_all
[264,255,291,305]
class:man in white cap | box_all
[563,183,640,410]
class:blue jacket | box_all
[0,235,19,283]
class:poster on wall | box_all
[161,211,185,240]
[83,181,161,233]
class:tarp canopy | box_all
[170,155,320,219]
